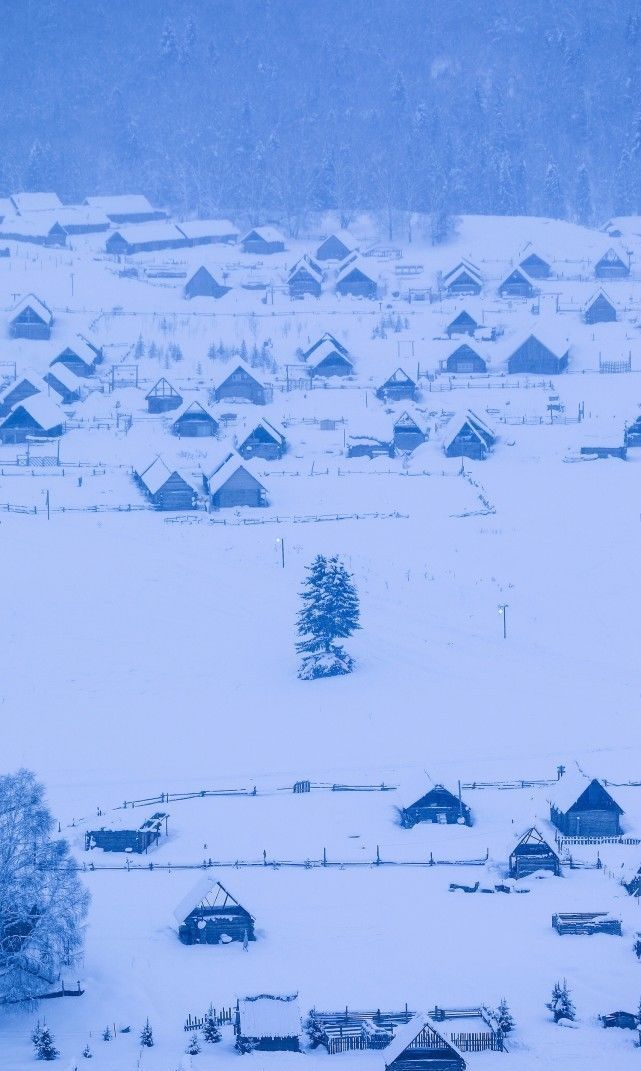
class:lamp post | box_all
[276,537,285,569]
[498,603,508,639]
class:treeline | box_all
[0,0,639,232]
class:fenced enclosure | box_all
[184,1007,234,1032]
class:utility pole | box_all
[276,537,285,568]
[498,603,508,639]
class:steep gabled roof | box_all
[511,827,558,857]
[173,878,253,926]
[242,226,285,244]
[499,265,536,288]
[584,287,617,313]
[10,293,53,325]
[212,359,265,391]
[302,333,350,360]
[241,417,287,445]
[595,245,629,268]
[288,256,323,283]
[11,192,62,213]
[307,338,354,371]
[336,255,376,284]
[43,364,83,392]
[381,367,416,387]
[85,194,158,215]
[547,769,624,815]
[394,410,424,433]
[5,394,64,430]
[206,451,266,496]
[145,377,181,401]
[136,456,190,495]
[177,218,239,240]
[380,1014,465,1069]
[442,409,496,451]
[52,335,100,366]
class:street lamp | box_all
[498,604,508,639]
[276,537,285,569]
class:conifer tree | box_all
[35,1025,59,1061]
[575,165,593,225]
[495,998,515,1035]
[543,162,565,219]
[202,1008,222,1044]
[296,555,360,679]
[547,979,575,1022]
[140,1019,154,1047]
[186,1033,201,1055]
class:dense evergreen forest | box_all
[1,0,640,231]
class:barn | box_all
[401,784,471,828]
[316,231,356,261]
[307,339,354,377]
[184,266,230,300]
[498,267,536,299]
[172,401,219,438]
[508,828,560,879]
[393,411,427,452]
[204,453,268,509]
[0,371,59,413]
[335,257,378,298]
[43,364,83,404]
[85,812,168,853]
[84,194,167,224]
[135,458,195,510]
[240,227,286,254]
[177,219,239,245]
[584,289,617,324]
[10,192,62,213]
[106,222,188,255]
[212,362,269,405]
[507,331,569,374]
[443,410,496,461]
[50,337,102,377]
[594,247,630,278]
[380,1014,466,1071]
[49,206,111,234]
[0,396,64,443]
[288,257,323,299]
[549,774,623,837]
[145,378,183,414]
[303,333,350,361]
[175,879,255,945]
[519,250,551,279]
[235,994,301,1052]
[445,310,478,338]
[376,368,417,402]
[0,216,68,247]
[238,418,287,460]
[9,294,53,340]
[441,260,482,296]
[445,344,487,374]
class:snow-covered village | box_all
[4,4,641,1070]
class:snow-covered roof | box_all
[251,417,287,444]
[7,394,64,430]
[379,1015,463,1069]
[442,259,482,286]
[10,192,62,213]
[546,768,594,812]
[584,288,616,312]
[173,877,219,925]
[238,994,301,1039]
[596,244,629,265]
[10,293,53,324]
[382,367,415,385]
[172,400,217,423]
[211,360,264,390]
[0,214,65,238]
[306,338,354,369]
[52,335,100,365]
[336,255,376,283]
[499,265,536,287]
[110,222,186,245]
[177,219,239,240]
[0,369,49,400]
[136,457,176,495]
[85,194,157,215]
[45,363,83,391]
[511,320,571,358]
[242,226,285,244]
[442,409,495,451]
[318,230,356,251]
[51,205,110,228]
[289,256,323,283]
[206,451,265,496]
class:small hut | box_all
[235,994,301,1052]
[509,828,560,879]
[519,250,552,279]
[549,774,623,837]
[307,339,354,377]
[135,457,195,510]
[594,247,630,279]
[393,411,427,452]
[84,194,167,224]
[303,333,349,362]
[401,784,471,828]
[106,222,188,255]
[85,812,168,853]
[380,1014,466,1071]
[0,396,64,443]
[445,344,487,374]
[316,231,356,261]
[50,336,102,377]
[172,401,219,438]
[184,266,230,299]
[443,410,496,461]
[335,257,378,298]
[0,217,68,247]
[43,364,83,404]
[288,257,323,299]
[10,192,62,213]
[507,330,570,375]
[9,294,53,340]
[204,452,267,508]
[584,289,617,324]
[498,267,536,299]
[175,879,255,945]
[0,371,57,413]
[241,227,286,255]
[146,378,183,414]
[212,362,268,405]
[238,418,287,460]
[376,368,417,402]
[552,912,622,936]
[441,260,482,296]
[177,219,239,245]
[445,310,478,338]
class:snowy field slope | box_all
[3,214,641,1068]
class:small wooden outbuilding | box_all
[175,879,255,945]
[184,266,230,300]
[401,784,471,828]
[50,336,102,377]
[288,256,323,299]
[393,411,427,452]
[509,828,560,879]
[380,1014,466,1071]
[594,247,629,279]
[241,227,286,255]
[443,410,496,461]
[507,331,569,375]
[498,267,536,299]
[316,231,356,261]
[177,219,239,246]
[84,194,167,224]
[0,396,64,443]
[335,257,378,298]
[552,912,622,936]
[9,294,53,340]
[376,368,417,402]
[106,222,188,255]
[446,310,478,338]
[135,457,195,510]
[204,452,267,508]
[212,362,268,405]
[85,812,168,853]
[238,418,286,460]
[519,251,551,279]
[0,371,56,413]
[584,289,617,324]
[445,344,487,374]
[549,775,623,837]
[172,401,219,438]
[307,339,354,377]
[441,260,482,297]
[146,378,183,414]
[235,994,301,1052]
[44,364,83,404]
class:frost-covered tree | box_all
[574,165,593,225]
[494,998,515,1035]
[102,1027,111,1042]
[296,555,360,679]
[34,1025,59,1061]
[186,1033,201,1055]
[82,1044,92,1058]
[140,1019,154,1047]
[543,162,565,219]
[547,979,575,1022]
[0,770,89,1004]
[202,1008,222,1044]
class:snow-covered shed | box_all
[203,452,267,509]
[106,222,188,255]
[508,828,560,879]
[302,333,350,362]
[498,266,537,299]
[378,1014,466,1071]
[184,266,230,300]
[584,289,617,324]
[441,260,482,296]
[316,230,357,262]
[175,879,255,945]
[401,784,472,828]
[10,192,62,214]
[307,337,354,377]
[43,364,83,404]
[507,327,570,375]
[548,772,623,837]
[288,256,323,298]
[177,219,239,245]
[238,418,287,460]
[0,215,68,247]
[212,361,269,405]
[0,370,61,413]
[444,343,487,374]
[9,294,53,340]
[393,410,427,452]
[145,377,183,414]
[235,994,302,1052]
[445,309,479,338]
[335,256,378,298]
[50,336,102,377]
[172,401,219,438]
[518,249,552,279]
[443,409,496,461]
[85,812,168,853]
[376,368,417,402]
[0,395,65,443]
[240,227,286,255]
[135,457,195,511]
[594,246,630,279]
[84,194,167,224]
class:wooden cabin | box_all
[288,257,323,299]
[446,310,478,338]
[175,879,255,945]
[381,1015,466,1071]
[509,828,560,879]
[106,222,188,255]
[50,337,102,378]
[146,378,183,414]
[172,401,219,438]
[549,775,623,837]
[10,192,62,213]
[498,267,536,299]
[336,257,378,298]
[241,227,286,255]
[519,251,551,279]
[84,194,167,224]
[443,410,496,461]
[552,912,622,936]
[445,344,487,374]
[441,261,482,297]
[401,784,471,828]
[0,396,64,443]
[307,339,354,377]
[507,333,569,375]
[238,418,286,460]
[0,217,68,247]
[177,219,239,246]
[204,453,267,508]
[135,457,195,510]
[0,371,54,413]
[303,333,350,361]
[393,411,426,452]
[184,266,230,300]
[85,812,168,854]
[584,290,617,324]
[236,994,301,1052]
[49,205,110,234]
[316,231,356,261]
[9,294,53,340]
[212,362,268,405]
[594,247,630,279]
[44,365,83,404]
[376,368,417,402]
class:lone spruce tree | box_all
[296,555,360,679]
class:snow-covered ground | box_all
[3,214,641,1068]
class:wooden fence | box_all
[450,1031,503,1052]
[184,1007,234,1032]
